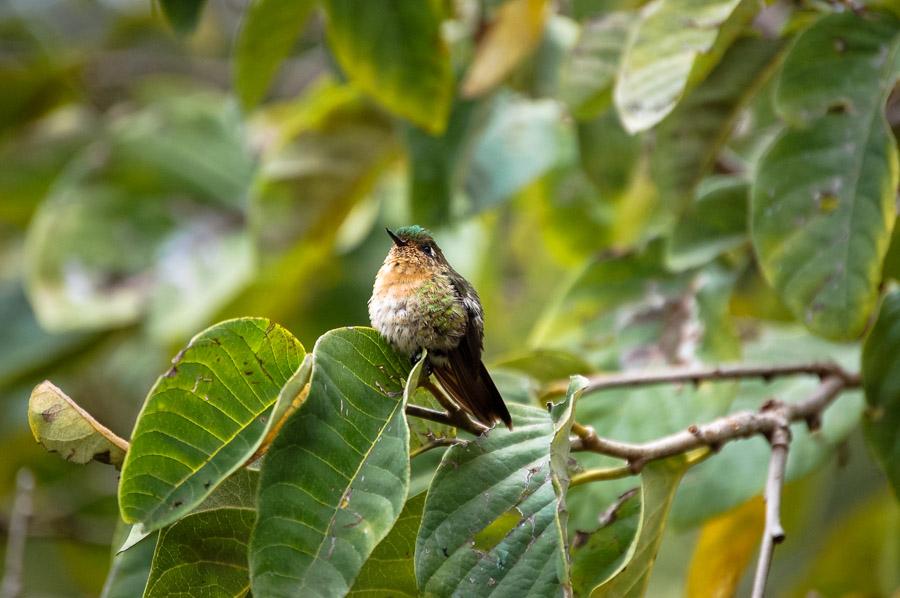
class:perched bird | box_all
[369,226,512,430]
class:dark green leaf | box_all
[415,403,570,596]
[590,457,689,596]
[157,0,207,33]
[576,109,641,199]
[348,492,427,597]
[862,290,900,498]
[571,489,640,596]
[144,469,259,597]
[101,526,157,598]
[322,0,453,133]
[118,318,305,531]
[751,13,900,339]
[250,328,411,596]
[234,0,318,110]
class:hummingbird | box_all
[369,226,512,430]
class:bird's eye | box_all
[421,244,434,257]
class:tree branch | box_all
[571,376,846,471]
[751,424,791,598]
[405,403,488,436]
[1,469,34,598]
[543,361,859,399]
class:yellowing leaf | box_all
[461,0,550,98]
[686,496,764,598]
[28,380,128,468]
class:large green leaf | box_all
[576,110,641,199]
[613,0,756,132]
[233,0,318,110]
[415,402,571,596]
[250,327,411,596]
[348,492,427,597]
[651,36,781,209]
[558,12,633,120]
[28,380,128,468]
[862,290,900,497]
[322,0,453,133]
[587,457,689,596]
[118,318,304,531]
[751,12,900,340]
[144,469,259,597]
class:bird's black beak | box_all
[386,228,406,247]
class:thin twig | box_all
[751,424,791,598]
[572,376,846,471]
[542,362,859,399]
[1,469,35,598]
[409,436,468,458]
[405,403,488,436]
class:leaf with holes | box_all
[118,318,304,531]
[28,380,128,468]
[415,401,574,596]
[249,327,411,596]
[862,290,900,498]
[613,0,756,132]
[144,469,259,597]
[751,12,900,340]
[348,492,427,597]
[234,0,318,110]
[322,0,452,133]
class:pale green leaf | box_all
[613,0,756,132]
[28,380,128,468]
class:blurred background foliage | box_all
[1,0,899,595]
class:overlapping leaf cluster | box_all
[11,0,900,595]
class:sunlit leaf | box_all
[322,0,452,133]
[614,0,756,132]
[234,0,318,110]
[118,318,305,531]
[144,469,258,597]
[558,12,633,120]
[862,290,900,498]
[752,12,900,340]
[667,177,748,271]
[250,328,411,596]
[685,497,763,598]
[348,492,427,597]
[415,403,569,596]
[462,0,550,98]
[28,380,128,468]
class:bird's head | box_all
[384,226,448,272]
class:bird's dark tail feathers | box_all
[433,353,512,431]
